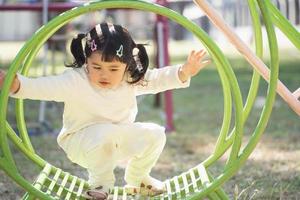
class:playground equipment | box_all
[0,0,299,199]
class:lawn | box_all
[0,54,299,199]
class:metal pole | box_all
[285,0,290,20]
[155,0,174,132]
[295,0,300,24]
[38,0,49,132]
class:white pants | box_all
[59,122,166,189]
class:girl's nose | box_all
[99,71,108,79]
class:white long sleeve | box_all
[134,65,190,96]
[10,69,76,102]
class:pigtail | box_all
[136,44,149,70]
[128,43,149,84]
[65,33,86,68]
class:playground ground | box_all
[0,39,299,199]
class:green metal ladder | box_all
[1,0,299,199]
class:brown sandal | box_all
[125,183,166,197]
[140,182,166,196]
[124,185,140,195]
[82,186,109,200]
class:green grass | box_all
[1,57,300,199]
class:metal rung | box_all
[165,179,173,199]
[113,186,119,200]
[65,176,78,200]
[23,163,90,200]
[75,178,86,200]
[189,168,198,192]
[197,164,210,187]
[56,172,70,198]
[173,176,181,198]
[46,168,62,195]
[122,186,127,200]
[34,163,52,190]
[181,172,190,197]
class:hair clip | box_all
[116,45,123,57]
[91,39,97,52]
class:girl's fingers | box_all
[188,50,206,63]
[196,60,210,71]
[195,50,206,59]
[189,50,202,61]
[197,49,205,55]
[188,51,193,60]
[187,50,210,69]
[202,60,211,65]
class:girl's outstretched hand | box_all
[178,49,210,82]
[0,69,20,93]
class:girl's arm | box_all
[5,69,76,102]
[135,49,210,96]
[134,65,191,96]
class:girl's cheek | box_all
[87,74,94,82]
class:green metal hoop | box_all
[0,0,282,199]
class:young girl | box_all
[0,22,209,200]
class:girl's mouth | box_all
[99,81,110,86]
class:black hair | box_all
[66,22,149,84]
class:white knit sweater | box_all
[10,65,190,144]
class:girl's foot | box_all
[82,186,109,200]
[125,176,166,197]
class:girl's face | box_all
[86,52,127,89]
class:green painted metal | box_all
[187,1,279,199]
[238,0,279,166]
[1,1,240,199]
[22,164,90,200]
[0,0,295,199]
[266,0,300,50]
[202,0,263,169]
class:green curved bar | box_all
[191,1,279,197]
[243,0,262,120]
[2,1,241,197]
[187,0,280,198]
[15,50,36,153]
[18,3,245,195]
[238,0,279,166]
[3,0,242,166]
[0,0,242,199]
[15,44,44,154]
[0,0,286,199]
[266,0,300,51]
[203,0,263,168]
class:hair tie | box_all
[133,47,143,72]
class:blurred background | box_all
[0,0,299,199]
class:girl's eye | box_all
[110,69,118,72]
[93,66,101,70]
